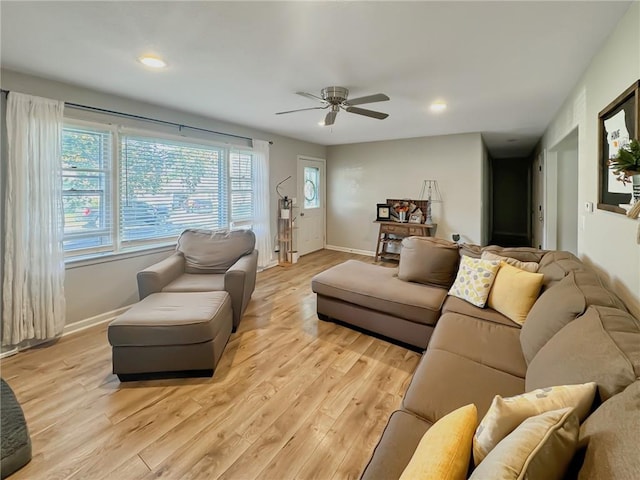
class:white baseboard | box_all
[62,305,133,337]
[0,305,132,359]
[0,347,19,359]
[325,244,376,257]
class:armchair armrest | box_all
[137,253,185,299]
[224,250,258,328]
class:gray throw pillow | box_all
[397,236,460,288]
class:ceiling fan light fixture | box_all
[139,55,167,69]
[276,86,390,125]
[429,101,447,113]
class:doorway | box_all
[490,157,532,246]
[549,129,579,254]
[296,156,326,256]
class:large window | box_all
[61,123,255,258]
[62,126,113,253]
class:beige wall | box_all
[0,69,326,326]
[542,2,640,315]
[481,140,491,246]
[325,133,484,253]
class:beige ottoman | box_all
[108,291,232,381]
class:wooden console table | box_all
[374,221,437,261]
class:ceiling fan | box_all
[276,86,389,126]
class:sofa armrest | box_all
[137,253,185,299]
[224,250,258,328]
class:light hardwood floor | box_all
[2,250,421,480]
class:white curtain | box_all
[252,139,273,270]
[3,92,66,346]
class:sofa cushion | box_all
[162,273,225,292]
[469,408,579,480]
[482,245,547,263]
[177,228,256,274]
[448,256,500,308]
[427,312,527,378]
[481,250,540,272]
[311,260,447,326]
[572,381,640,480]
[520,271,629,364]
[441,296,518,328]
[397,236,460,288]
[487,263,544,325]
[400,404,477,480]
[360,410,432,480]
[537,250,586,290]
[460,245,547,263]
[473,382,596,465]
[526,306,640,402]
[403,348,525,423]
[459,243,482,258]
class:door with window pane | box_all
[297,156,325,255]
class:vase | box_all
[633,174,640,205]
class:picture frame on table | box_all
[597,80,639,214]
[376,204,391,221]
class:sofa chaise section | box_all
[311,260,447,349]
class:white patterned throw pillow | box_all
[448,256,501,308]
[473,382,597,465]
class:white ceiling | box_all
[0,1,632,157]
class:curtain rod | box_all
[0,89,273,145]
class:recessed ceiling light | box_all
[139,55,167,69]
[429,101,447,113]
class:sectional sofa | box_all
[311,237,640,479]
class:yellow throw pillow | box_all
[488,262,544,324]
[469,408,579,480]
[400,404,478,480]
[473,382,597,465]
[481,250,540,273]
[448,256,501,308]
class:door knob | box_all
[300,212,305,216]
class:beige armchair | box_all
[137,229,258,330]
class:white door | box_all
[532,151,545,249]
[297,156,325,255]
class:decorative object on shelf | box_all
[392,200,414,223]
[419,180,442,224]
[609,138,640,205]
[598,80,639,214]
[385,198,427,223]
[625,200,640,219]
[409,213,423,224]
[280,197,291,219]
[377,204,392,221]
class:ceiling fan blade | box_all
[296,91,326,103]
[345,93,389,106]
[275,106,327,115]
[324,110,338,126]
[345,106,389,120]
